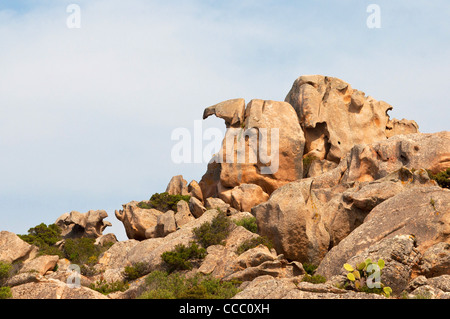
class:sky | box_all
[0,0,449,241]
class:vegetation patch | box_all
[89,279,129,295]
[427,168,450,189]
[18,223,64,257]
[161,242,207,273]
[123,262,149,281]
[234,216,258,233]
[193,212,232,248]
[138,271,241,299]
[137,192,191,212]
[301,274,327,284]
[236,236,273,255]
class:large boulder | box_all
[200,99,305,198]
[341,131,450,183]
[316,186,450,280]
[165,175,189,196]
[203,98,246,127]
[285,75,419,163]
[115,201,163,241]
[0,231,37,264]
[55,210,112,239]
[251,178,330,265]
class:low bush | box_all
[161,242,206,273]
[193,212,232,248]
[234,216,258,233]
[236,236,273,255]
[428,168,450,189]
[18,223,64,257]
[0,287,12,299]
[138,192,191,212]
[139,271,241,299]
[302,263,318,275]
[89,279,129,295]
[123,262,148,281]
[301,274,327,284]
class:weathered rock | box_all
[200,99,305,198]
[316,186,450,280]
[252,178,330,265]
[19,255,59,276]
[203,98,246,127]
[115,201,163,240]
[0,231,37,264]
[174,200,195,228]
[10,279,109,299]
[341,131,450,182]
[55,210,112,239]
[306,159,338,178]
[285,75,419,163]
[189,196,207,218]
[386,118,420,138]
[343,235,421,294]
[94,233,118,247]
[188,180,203,202]
[233,276,386,299]
[228,184,270,212]
[205,197,231,213]
[165,175,189,196]
[155,210,177,237]
[416,242,450,278]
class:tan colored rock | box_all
[200,99,305,198]
[115,201,163,240]
[228,184,270,212]
[341,131,450,183]
[316,186,450,280]
[203,98,246,127]
[0,231,37,264]
[10,279,109,299]
[251,178,330,265]
[285,75,420,164]
[20,255,59,276]
[188,180,203,202]
[55,210,112,239]
[189,196,206,218]
[165,175,189,196]
[174,200,195,228]
[94,233,118,246]
[306,159,338,178]
[386,118,420,138]
[416,242,450,278]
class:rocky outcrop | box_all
[165,175,189,196]
[285,75,419,163]
[203,98,246,127]
[0,231,38,264]
[316,186,450,280]
[115,201,163,241]
[200,99,305,198]
[55,210,112,239]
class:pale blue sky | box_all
[0,1,449,240]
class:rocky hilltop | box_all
[1,75,449,300]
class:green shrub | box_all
[0,287,12,299]
[123,262,148,281]
[236,236,273,255]
[0,261,12,287]
[18,223,64,257]
[193,212,232,248]
[301,274,327,284]
[139,271,240,299]
[161,242,206,273]
[302,263,318,275]
[138,192,191,212]
[428,168,450,189]
[63,238,99,265]
[89,279,129,295]
[234,216,258,233]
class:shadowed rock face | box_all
[285,75,419,163]
[55,210,111,239]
